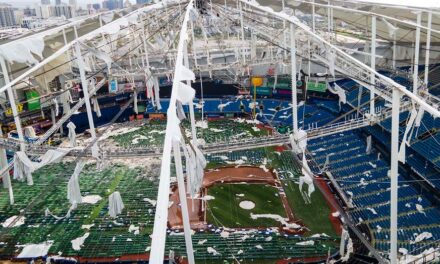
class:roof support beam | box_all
[294,0,440,36]
[0,1,183,96]
[290,23,298,133]
[424,12,432,86]
[390,88,401,264]
[149,1,195,263]
[370,16,376,117]
[0,58,24,152]
[240,0,440,120]
[413,12,422,93]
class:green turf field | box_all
[111,119,270,148]
[206,147,338,237]
[0,128,339,261]
[0,159,338,261]
[269,150,338,237]
[206,184,286,228]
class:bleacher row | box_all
[333,73,440,193]
[146,98,335,129]
[307,130,440,256]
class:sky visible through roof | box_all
[6,0,440,11]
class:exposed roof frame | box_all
[0,1,183,95]
[331,0,440,14]
[0,9,123,48]
[241,0,440,119]
[295,0,440,35]
[149,0,194,263]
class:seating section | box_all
[146,98,335,131]
[336,71,440,192]
[308,131,440,255]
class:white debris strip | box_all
[411,232,433,244]
[108,191,125,218]
[296,240,315,246]
[71,233,90,251]
[250,213,301,229]
[200,195,215,201]
[332,211,340,217]
[82,195,102,204]
[1,215,25,228]
[416,204,425,215]
[220,231,230,238]
[310,233,329,238]
[209,128,225,133]
[17,241,54,259]
[366,207,378,215]
[207,247,220,256]
[143,198,157,206]
[129,224,140,235]
[81,224,94,230]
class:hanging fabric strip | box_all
[327,48,336,77]
[176,82,196,105]
[415,106,425,127]
[409,106,425,143]
[13,149,69,185]
[153,76,162,110]
[328,83,346,109]
[67,160,86,204]
[13,152,37,185]
[366,135,372,154]
[108,191,125,218]
[272,67,278,91]
[134,90,138,114]
[45,203,77,220]
[145,71,155,107]
[52,98,59,117]
[398,107,418,164]
[81,42,113,70]
[300,153,315,198]
[176,101,186,120]
[91,97,101,117]
[67,122,77,147]
[174,65,195,82]
[61,90,71,113]
[181,143,192,194]
[382,18,398,38]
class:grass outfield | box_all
[267,149,338,237]
[206,184,286,228]
[282,180,337,236]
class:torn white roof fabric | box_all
[109,191,125,218]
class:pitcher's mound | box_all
[239,200,256,210]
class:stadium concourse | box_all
[1,0,440,263]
